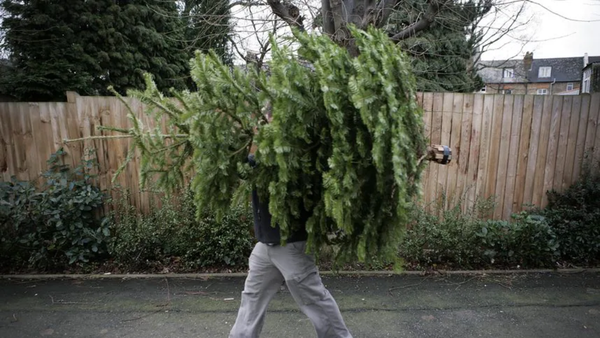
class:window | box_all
[583,69,591,94]
[502,89,513,95]
[566,83,574,91]
[480,86,487,93]
[503,68,514,78]
[537,89,549,95]
[538,66,552,78]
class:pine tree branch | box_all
[63,134,189,144]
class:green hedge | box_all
[2,152,599,273]
[0,150,109,271]
[107,189,254,271]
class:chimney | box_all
[584,53,589,67]
[524,51,533,72]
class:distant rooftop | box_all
[478,55,600,84]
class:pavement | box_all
[0,271,599,338]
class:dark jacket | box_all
[249,154,308,245]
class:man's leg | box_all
[271,241,353,338]
[229,243,285,338]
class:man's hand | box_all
[427,145,452,165]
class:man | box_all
[228,154,353,338]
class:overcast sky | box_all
[482,0,600,60]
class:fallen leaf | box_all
[589,309,599,315]
[100,329,108,334]
[421,315,435,321]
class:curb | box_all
[1,268,599,280]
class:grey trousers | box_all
[229,241,353,338]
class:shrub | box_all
[475,213,559,268]
[399,197,494,269]
[539,160,600,264]
[107,189,254,271]
[0,149,109,271]
[400,195,559,270]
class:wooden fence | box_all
[1,92,600,218]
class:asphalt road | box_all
[1,272,599,338]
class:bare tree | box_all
[224,1,535,63]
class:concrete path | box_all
[1,272,599,338]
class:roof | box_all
[478,60,528,84]
[528,57,585,82]
[478,55,600,84]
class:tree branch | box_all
[389,0,450,42]
[375,0,399,28]
[266,0,305,31]
[322,0,335,35]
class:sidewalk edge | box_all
[2,268,599,280]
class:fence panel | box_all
[2,92,600,218]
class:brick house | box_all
[477,53,600,95]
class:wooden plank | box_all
[66,92,84,169]
[134,98,149,213]
[49,102,68,167]
[502,95,523,219]
[541,96,564,207]
[531,96,553,207]
[0,103,8,181]
[36,103,55,173]
[572,95,591,180]
[485,95,504,213]
[591,94,600,167]
[494,95,514,219]
[514,95,535,211]
[19,103,39,181]
[428,92,444,211]
[475,94,495,213]
[466,94,484,212]
[446,93,463,208]
[108,98,119,180]
[78,98,96,176]
[562,96,581,189]
[438,92,454,209]
[583,94,599,164]
[0,103,17,181]
[123,98,141,212]
[53,103,75,168]
[421,92,434,207]
[457,94,474,211]
[106,98,123,197]
[10,103,28,181]
[48,103,61,156]
[4,103,17,179]
[27,103,45,180]
[90,97,109,195]
[553,96,572,191]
